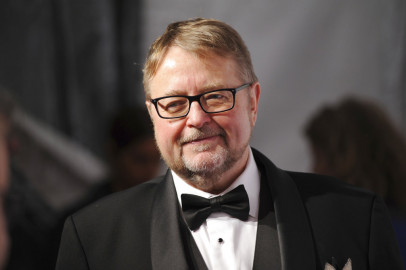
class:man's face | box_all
[146,46,260,189]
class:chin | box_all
[182,148,227,174]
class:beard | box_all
[159,125,249,189]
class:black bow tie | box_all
[181,185,250,231]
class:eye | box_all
[203,90,232,104]
[205,92,227,100]
[158,98,188,113]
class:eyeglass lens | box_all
[156,90,234,118]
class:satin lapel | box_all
[253,148,317,270]
[180,218,208,270]
[150,171,190,270]
[253,171,281,269]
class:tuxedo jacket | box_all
[56,148,403,270]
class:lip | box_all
[187,135,219,144]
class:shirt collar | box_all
[172,148,261,218]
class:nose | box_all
[186,100,211,128]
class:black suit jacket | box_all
[56,148,403,269]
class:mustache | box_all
[179,126,226,145]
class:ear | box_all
[145,101,155,123]
[145,100,153,116]
[249,82,261,126]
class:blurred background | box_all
[0,0,405,269]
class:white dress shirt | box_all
[172,149,261,270]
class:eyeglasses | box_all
[150,83,251,119]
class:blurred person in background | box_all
[304,96,406,265]
[64,106,161,213]
[105,106,162,192]
[54,106,162,263]
[0,87,60,270]
[0,90,13,269]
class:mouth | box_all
[180,132,223,146]
[187,135,219,144]
[179,126,226,147]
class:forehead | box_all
[149,46,241,97]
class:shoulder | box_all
[286,170,376,205]
[71,175,165,224]
[287,170,374,198]
[285,170,382,235]
[252,147,377,211]
[253,147,375,202]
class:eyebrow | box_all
[162,84,227,97]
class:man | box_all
[56,18,403,270]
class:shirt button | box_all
[218,238,224,243]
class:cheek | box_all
[235,118,253,143]
[215,110,252,145]
[153,120,183,152]
[233,103,253,133]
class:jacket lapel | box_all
[150,171,190,270]
[253,170,281,269]
[150,171,207,270]
[253,148,318,270]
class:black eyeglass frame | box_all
[150,83,252,119]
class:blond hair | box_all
[143,18,257,99]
